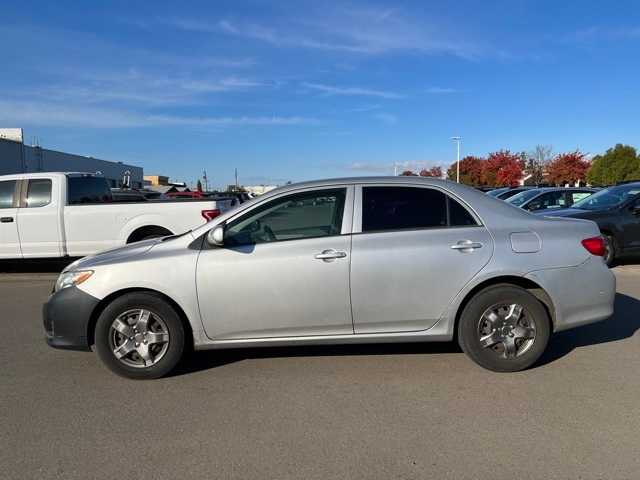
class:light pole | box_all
[451,136,461,183]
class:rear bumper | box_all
[525,256,616,332]
[43,286,100,351]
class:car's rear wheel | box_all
[458,285,551,372]
[602,234,616,267]
[94,292,185,379]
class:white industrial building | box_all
[0,129,143,188]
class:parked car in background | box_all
[487,186,536,200]
[165,191,209,199]
[111,188,148,202]
[44,176,615,379]
[486,187,510,198]
[544,182,640,266]
[507,187,597,213]
[210,192,251,207]
[0,172,233,259]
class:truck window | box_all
[0,180,17,209]
[26,179,52,208]
[67,177,113,205]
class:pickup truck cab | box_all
[0,172,233,259]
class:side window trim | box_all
[352,183,482,234]
[220,185,354,245]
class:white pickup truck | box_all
[0,172,233,259]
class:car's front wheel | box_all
[94,292,185,379]
[458,285,551,372]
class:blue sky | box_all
[2,1,639,188]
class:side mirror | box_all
[206,225,225,246]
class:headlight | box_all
[55,270,94,292]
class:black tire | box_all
[458,284,551,372]
[602,234,616,268]
[139,234,164,241]
[94,292,185,379]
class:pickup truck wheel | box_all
[458,285,550,372]
[139,233,164,241]
[94,293,185,379]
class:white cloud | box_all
[303,83,403,99]
[426,87,459,94]
[0,101,319,129]
[167,7,485,59]
[373,113,398,125]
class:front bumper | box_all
[525,256,616,332]
[43,286,100,351]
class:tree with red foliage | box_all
[419,166,442,178]
[400,170,418,176]
[447,156,484,184]
[547,150,590,185]
[483,150,525,187]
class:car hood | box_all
[64,238,161,271]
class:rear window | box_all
[67,177,112,205]
[26,179,52,208]
[0,180,16,209]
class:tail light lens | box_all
[201,209,221,222]
[581,236,606,256]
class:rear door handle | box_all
[0,217,14,223]
[451,240,483,251]
[315,249,347,261]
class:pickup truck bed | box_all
[0,172,232,259]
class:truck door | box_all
[0,180,22,258]
[17,178,63,258]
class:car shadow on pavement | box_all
[173,339,462,376]
[174,293,640,376]
[537,293,640,367]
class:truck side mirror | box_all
[206,225,225,246]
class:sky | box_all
[1,0,639,188]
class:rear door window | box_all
[361,186,478,232]
[0,180,16,209]
[25,179,52,207]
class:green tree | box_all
[587,144,640,185]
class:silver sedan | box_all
[44,177,615,379]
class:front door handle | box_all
[0,217,14,223]
[315,249,347,261]
[451,240,483,251]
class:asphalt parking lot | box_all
[2,263,640,480]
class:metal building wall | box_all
[0,139,144,188]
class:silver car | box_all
[43,177,615,379]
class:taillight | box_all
[201,209,221,222]
[581,236,606,256]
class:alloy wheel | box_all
[108,309,170,368]
[477,303,536,359]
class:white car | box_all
[0,172,233,259]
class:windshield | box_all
[572,185,640,210]
[507,189,542,206]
